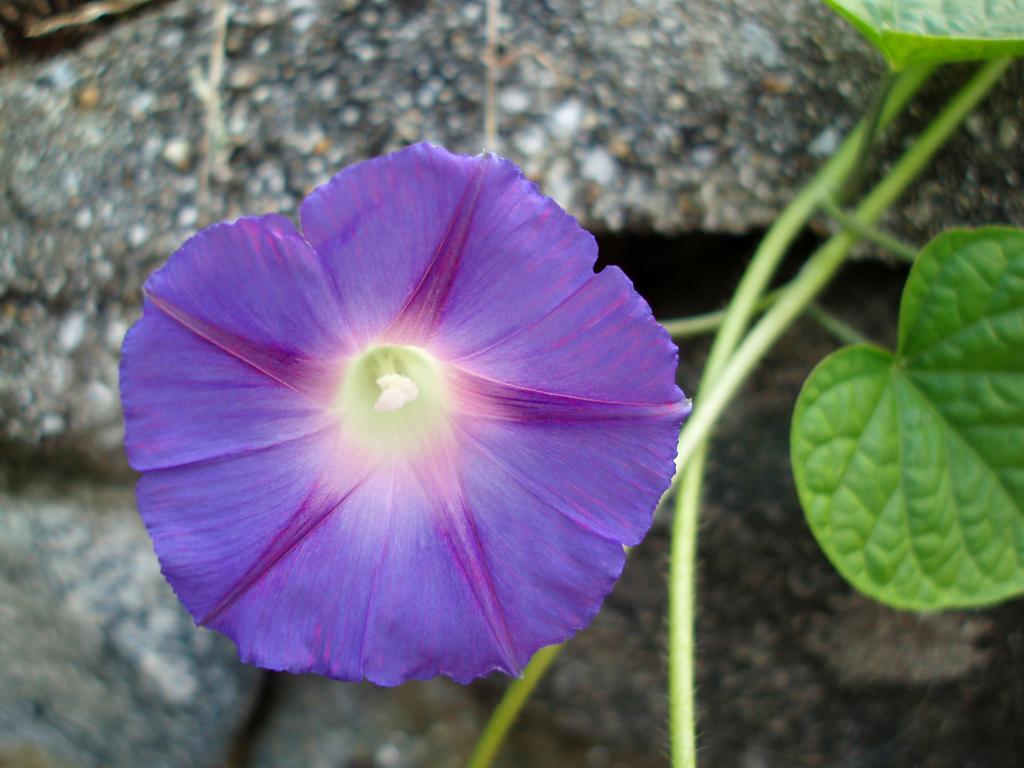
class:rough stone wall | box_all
[1,1,1022,766]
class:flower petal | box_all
[136,427,362,624]
[120,306,336,471]
[299,143,598,354]
[348,463,522,684]
[144,437,524,683]
[454,265,686,406]
[299,144,482,346]
[143,214,351,403]
[442,266,688,546]
[402,152,600,357]
[457,414,681,547]
[456,427,632,652]
[138,406,673,684]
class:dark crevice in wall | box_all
[0,437,132,492]
[227,672,277,768]
[596,228,821,320]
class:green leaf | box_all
[823,0,1024,68]
[791,228,1024,609]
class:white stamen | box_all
[373,373,419,413]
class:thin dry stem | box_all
[483,0,501,151]
[25,0,151,37]
[194,0,230,224]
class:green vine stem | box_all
[663,289,869,346]
[668,56,1011,767]
[665,62,934,768]
[840,70,899,201]
[819,194,919,261]
[661,289,784,338]
[805,303,871,346]
[466,643,562,768]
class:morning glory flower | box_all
[120,143,690,684]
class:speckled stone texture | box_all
[0,0,1022,466]
[0,486,262,768]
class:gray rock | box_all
[1,0,1022,467]
[0,486,261,768]
[248,676,483,768]
[247,671,650,768]
[802,593,992,686]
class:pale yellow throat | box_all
[334,344,450,459]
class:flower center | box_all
[374,373,419,412]
[334,344,449,458]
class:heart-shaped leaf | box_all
[823,0,1024,68]
[792,228,1024,609]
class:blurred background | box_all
[1,1,1023,766]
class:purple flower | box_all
[120,143,690,684]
